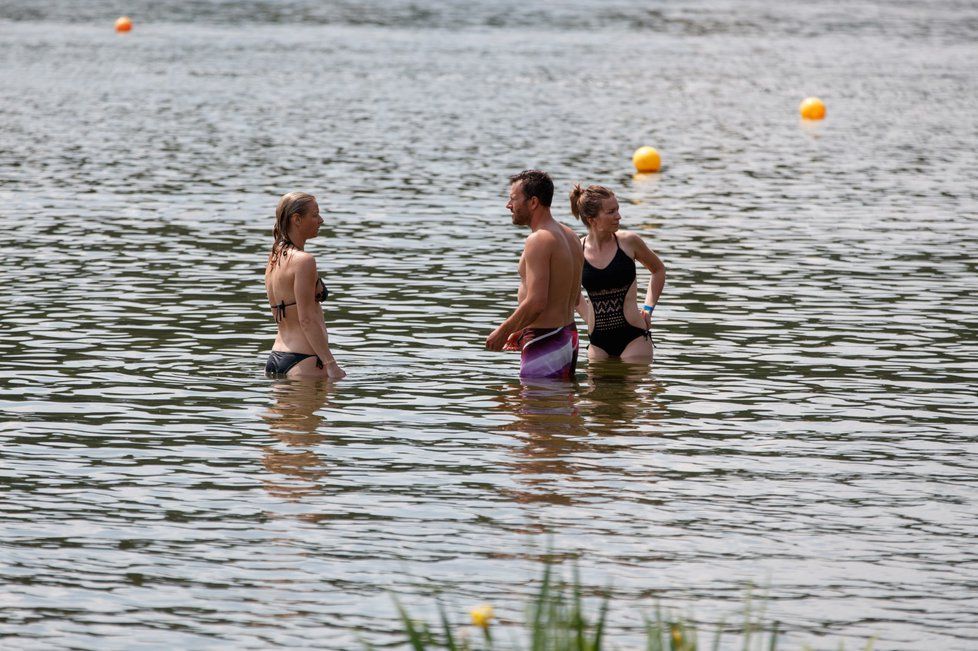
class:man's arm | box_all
[486,234,551,351]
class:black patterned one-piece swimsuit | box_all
[582,235,650,357]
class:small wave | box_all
[1,0,976,42]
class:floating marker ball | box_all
[632,146,661,173]
[799,97,826,120]
[115,16,133,33]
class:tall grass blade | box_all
[646,609,664,651]
[573,566,585,650]
[742,587,753,651]
[768,621,779,651]
[395,600,428,651]
[531,562,553,651]
[437,602,457,651]
[591,593,610,651]
[711,618,726,651]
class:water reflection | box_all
[580,361,665,432]
[260,380,333,501]
[799,119,825,139]
[496,378,588,507]
[495,364,667,508]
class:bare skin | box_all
[575,195,665,363]
[486,182,584,351]
[265,199,346,380]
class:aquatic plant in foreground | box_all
[380,561,876,651]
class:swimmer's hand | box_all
[326,359,347,380]
[502,331,521,352]
[485,326,509,352]
[642,310,652,329]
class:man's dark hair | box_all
[509,169,553,207]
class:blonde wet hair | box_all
[269,191,316,267]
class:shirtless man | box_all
[486,170,585,380]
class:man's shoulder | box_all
[527,222,579,243]
[524,228,562,251]
[560,222,582,239]
[519,232,554,267]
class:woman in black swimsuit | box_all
[571,184,665,363]
[264,192,346,379]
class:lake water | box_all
[1,1,976,648]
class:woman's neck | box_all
[587,228,616,246]
[285,232,306,250]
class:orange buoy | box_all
[632,146,661,173]
[799,97,826,120]
[115,16,133,33]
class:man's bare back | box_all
[517,221,584,329]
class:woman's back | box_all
[263,192,345,380]
[266,250,324,351]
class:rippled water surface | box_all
[2,1,977,648]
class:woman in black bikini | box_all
[264,192,346,380]
[571,184,665,363]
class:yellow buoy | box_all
[632,146,661,173]
[115,16,133,33]
[799,97,826,120]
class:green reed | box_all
[378,561,875,651]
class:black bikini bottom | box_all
[588,324,650,357]
[265,351,323,377]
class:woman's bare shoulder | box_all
[290,250,317,270]
[618,229,645,253]
[618,229,645,243]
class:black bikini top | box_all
[272,277,329,323]
[582,235,635,293]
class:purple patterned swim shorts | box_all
[517,324,579,380]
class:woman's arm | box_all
[293,253,345,379]
[575,291,594,332]
[264,261,275,309]
[575,235,594,331]
[626,232,666,321]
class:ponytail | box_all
[569,183,614,227]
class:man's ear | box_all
[528,196,539,210]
